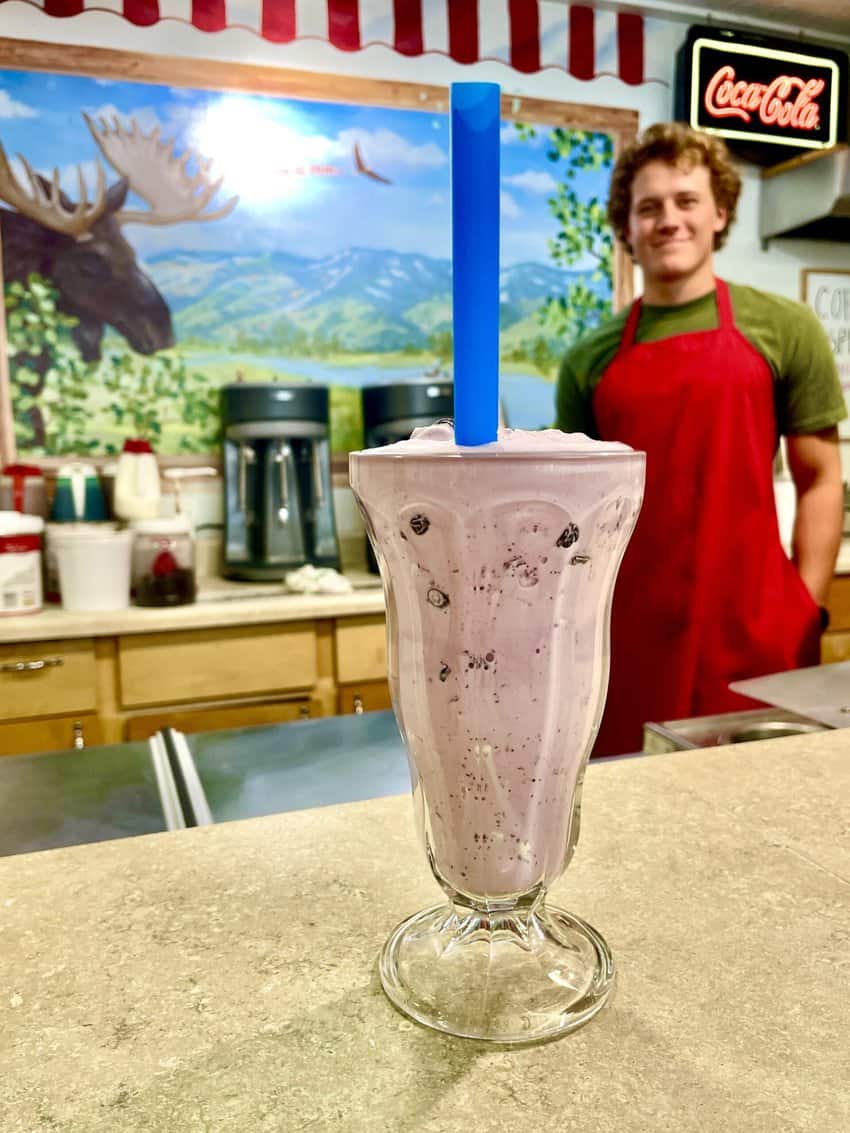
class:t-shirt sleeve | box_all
[554,313,626,436]
[775,300,848,435]
[555,350,597,437]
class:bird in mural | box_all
[353,142,392,185]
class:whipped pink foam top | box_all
[355,422,635,457]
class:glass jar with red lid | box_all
[130,516,196,607]
[1,464,47,518]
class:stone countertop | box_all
[0,574,385,643]
[1,730,848,1133]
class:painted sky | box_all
[0,70,611,269]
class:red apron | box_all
[591,279,821,756]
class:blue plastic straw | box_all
[450,82,500,447]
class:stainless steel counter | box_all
[0,712,412,857]
[643,706,828,752]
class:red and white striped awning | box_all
[9,1,650,86]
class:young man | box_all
[556,122,846,757]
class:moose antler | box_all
[0,141,108,240]
[84,113,238,227]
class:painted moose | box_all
[0,114,237,361]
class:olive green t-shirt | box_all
[555,282,847,438]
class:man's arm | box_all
[786,426,844,607]
[555,354,596,436]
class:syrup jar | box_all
[130,516,196,607]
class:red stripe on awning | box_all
[393,0,423,57]
[617,12,644,86]
[328,0,360,52]
[448,0,478,65]
[192,0,226,33]
[10,0,652,86]
[43,0,84,15]
[124,0,158,27]
[508,0,539,74]
[568,5,595,82]
[262,0,296,43]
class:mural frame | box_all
[0,35,638,471]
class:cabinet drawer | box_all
[338,680,392,715]
[335,616,387,684]
[0,713,102,757]
[124,697,318,741]
[0,638,97,722]
[119,623,318,709]
[822,629,850,664]
[826,575,850,631]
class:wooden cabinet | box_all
[335,615,387,683]
[0,713,103,757]
[822,631,850,664]
[124,696,317,741]
[5,569,849,758]
[0,638,103,755]
[0,638,97,722]
[823,576,850,662]
[0,611,390,757]
[335,615,391,714]
[826,575,850,628]
[118,623,318,708]
[338,680,393,715]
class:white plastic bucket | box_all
[52,526,132,612]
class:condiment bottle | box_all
[114,439,161,521]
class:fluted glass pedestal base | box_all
[379,897,615,1044]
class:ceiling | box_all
[649,0,850,41]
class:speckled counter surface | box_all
[1,730,848,1133]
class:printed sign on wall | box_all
[675,25,849,165]
[802,269,850,438]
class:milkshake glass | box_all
[350,423,644,1043]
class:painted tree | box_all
[6,275,95,454]
[99,346,220,454]
[6,275,219,456]
[516,124,614,350]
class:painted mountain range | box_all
[142,248,609,353]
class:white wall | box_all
[717,165,850,300]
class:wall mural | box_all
[0,63,616,457]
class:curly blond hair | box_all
[608,123,742,252]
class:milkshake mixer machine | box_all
[221,384,340,580]
[361,380,454,573]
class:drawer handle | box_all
[1,658,65,673]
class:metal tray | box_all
[730,661,850,729]
[643,706,827,754]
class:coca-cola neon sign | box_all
[704,66,825,131]
[675,27,847,164]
